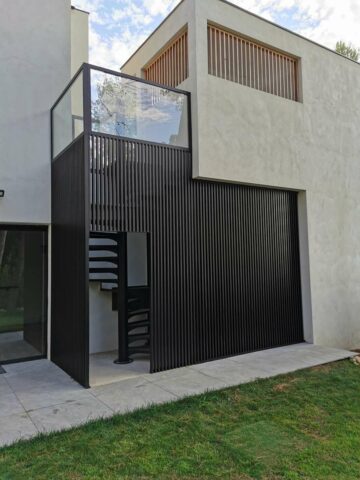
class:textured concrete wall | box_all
[121,0,360,350]
[0,0,71,225]
[71,7,89,76]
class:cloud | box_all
[142,0,181,17]
[72,0,153,69]
[231,0,360,48]
[71,0,360,71]
[88,28,149,70]
[112,4,153,27]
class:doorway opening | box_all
[0,226,47,365]
[89,232,150,387]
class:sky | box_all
[71,0,360,70]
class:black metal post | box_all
[114,232,133,364]
[82,63,92,136]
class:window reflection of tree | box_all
[0,231,24,330]
[91,74,185,142]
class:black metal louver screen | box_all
[52,135,89,387]
[90,133,304,373]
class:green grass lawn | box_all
[0,311,23,334]
[0,360,359,480]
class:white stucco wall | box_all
[71,7,89,76]
[0,2,89,226]
[0,0,72,225]
[0,1,89,361]
[89,284,118,355]
[121,0,360,350]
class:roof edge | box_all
[71,5,89,15]
[218,0,359,66]
[121,0,360,70]
[120,0,186,70]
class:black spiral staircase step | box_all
[89,267,118,275]
[89,245,118,254]
[89,256,118,265]
[128,308,150,319]
[129,345,150,355]
[128,319,150,332]
[90,232,119,239]
[128,333,150,343]
[89,232,150,362]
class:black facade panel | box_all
[51,136,89,387]
[90,134,304,373]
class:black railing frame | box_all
[50,64,84,161]
[51,62,192,161]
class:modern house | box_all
[1,0,359,388]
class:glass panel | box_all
[91,70,189,148]
[52,72,84,158]
[0,229,47,363]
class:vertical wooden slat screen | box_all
[144,30,188,88]
[208,24,299,101]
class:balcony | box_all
[50,64,191,386]
[51,63,191,160]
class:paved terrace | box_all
[0,343,354,448]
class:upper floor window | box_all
[208,24,299,102]
[143,28,188,89]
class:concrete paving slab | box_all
[0,392,25,418]
[28,394,113,434]
[3,359,57,375]
[90,351,150,387]
[149,368,228,398]
[0,379,14,398]
[4,362,85,412]
[190,361,271,387]
[0,413,38,447]
[92,376,178,413]
[0,344,354,448]
[15,384,92,413]
[145,365,195,383]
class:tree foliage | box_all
[335,41,360,62]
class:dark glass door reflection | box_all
[0,228,47,363]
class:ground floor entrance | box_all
[51,134,305,387]
[89,231,150,387]
[0,226,47,365]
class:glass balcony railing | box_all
[52,71,84,159]
[51,64,190,159]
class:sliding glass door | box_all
[0,227,47,364]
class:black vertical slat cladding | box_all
[51,135,89,387]
[89,133,304,373]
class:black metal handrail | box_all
[51,63,192,160]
